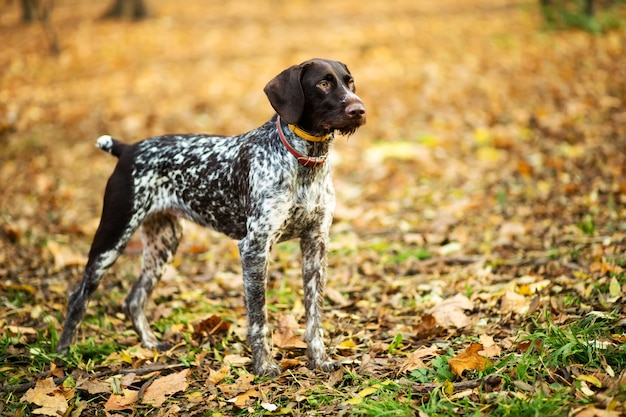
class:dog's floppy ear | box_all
[264,62,311,125]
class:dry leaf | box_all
[46,241,87,270]
[77,379,112,395]
[193,315,231,337]
[104,388,139,411]
[574,407,622,417]
[500,291,529,315]
[280,358,304,369]
[223,354,252,368]
[7,325,37,335]
[20,378,70,416]
[478,334,502,357]
[325,287,352,307]
[430,294,474,329]
[448,343,490,377]
[399,346,436,373]
[228,389,260,408]
[413,313,444,339]
[208,366,230,385]
[219,373,255,397]
[273,314,307,350]
[142,369,190,406]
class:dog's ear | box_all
[264,62,310,125]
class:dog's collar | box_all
[288,123,332,142]
[276,116,328,167]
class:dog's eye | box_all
[348,80,355,91]
[317,80,331,91]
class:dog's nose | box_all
[346,102,366,119]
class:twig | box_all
[410,375,502,394]
[1,362,186,394]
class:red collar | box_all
[276,116,328,167]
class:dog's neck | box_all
[288,124,333,142]
[276,116,331,167]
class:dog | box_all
[55,58,366,376]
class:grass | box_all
[2,276,624,416]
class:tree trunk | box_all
[102,0,150,21]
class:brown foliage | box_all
[1,0,625,415]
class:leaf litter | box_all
[1,0,626,415]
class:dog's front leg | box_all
[301,230,335,372]
[238,234,281,377]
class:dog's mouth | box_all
[321,114,366,137]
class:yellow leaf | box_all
[476,146,501,162]
[338,339,357,350]
[343,396,363,405]
[442,380,454,395]
[120,350,133,364]
[575,374,602,388]
[473,128,491,145]
[357,386,379,397]
[609,276,621,299]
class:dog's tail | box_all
[96,135,128,158]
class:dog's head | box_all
[264,58,366,136]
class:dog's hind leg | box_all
[56,165,139,354]
[124,212,182,351]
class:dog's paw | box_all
[154,342,173,352]
[142,340,173,352]
[309,359,338,373]
[253,360,281,377]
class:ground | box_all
[1,0,625,416]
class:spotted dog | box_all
[56,58,366,376]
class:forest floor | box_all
[1,0,625,416]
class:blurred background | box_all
[1,0,625,319]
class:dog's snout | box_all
[346,102,366,119]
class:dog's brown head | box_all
[264,58,366,137]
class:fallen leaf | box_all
[574,406,622,417]
[227,389,260,408]
[500,291,529,315]
[7,325,38,335]
[413,313,444,339]
[430,294,474,329]
[398,346,436,373]
[337,338,358,354]
[142,369,189,406]
[578,380,595,396]
[608,276,621,301]
[448,343,490,377]
[342,383,383,406]
[104,388,139,411]
[193,314,231,337]
[261,402,279,412]
[478,334,502,357]
[280,358,304,369]
[223,354,252,368]
[575,374,603,388]
[325,287,352,307]
[273,314,307,350]
[77,379,112,395]
[46,241,87,270]
[219,373,255,397]
[20,378,70,416]
[208,366,230,385]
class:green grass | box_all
[540,0,626,33]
